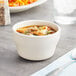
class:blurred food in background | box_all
[8,0,38,7]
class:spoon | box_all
[46,48,76,76]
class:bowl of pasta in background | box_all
[13,20,61,61]
[9,0,47,13]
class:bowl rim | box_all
[9,0,47,9]
[13,20,61,38]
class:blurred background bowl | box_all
[10,0,47,13]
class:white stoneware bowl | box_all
[10,0,47,13]
[13,20,61,60]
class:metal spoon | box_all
[46,48,76,76]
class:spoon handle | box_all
[46,61,72,76]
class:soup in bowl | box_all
[13,20,61,60]
[16,25,56,36]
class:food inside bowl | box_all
[16,25,56,36]
[8,0,38,7]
